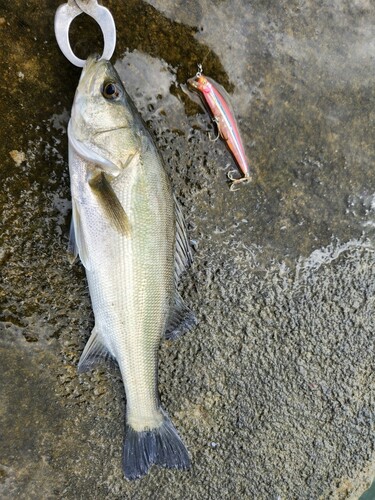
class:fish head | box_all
[187,75,212,95]
[70,55,138,171]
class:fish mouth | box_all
[85,54,101,70]
[77,55,111,96]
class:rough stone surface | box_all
[1,1,375,498]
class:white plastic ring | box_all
[54,0,116,67]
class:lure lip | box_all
[187,76,200,91]
[187,75,212,94]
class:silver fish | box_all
[67,56,196,480]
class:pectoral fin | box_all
[89,172,131,236]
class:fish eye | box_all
[102,82,121,100]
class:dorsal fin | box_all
[174,195,193,285]
[165,291,197,340]
[164,198,197,340]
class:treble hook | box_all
[227,170,251,192]
[54,0,116,67]
[208,118,220,142]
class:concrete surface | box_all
[1,0,375,498]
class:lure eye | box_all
[102,82,120,100]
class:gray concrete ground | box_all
[1,0,375,498]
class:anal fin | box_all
[78,326,116,373]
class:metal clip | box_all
[54,0,116,67]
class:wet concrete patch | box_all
[0,328,65,498]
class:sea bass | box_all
[68,56,196,480]
[188,69,251,190]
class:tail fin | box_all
[122,411,190,480]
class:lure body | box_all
[188,73,250,188]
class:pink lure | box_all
[188,72,250,190]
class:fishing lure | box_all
[188,65,251,191]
